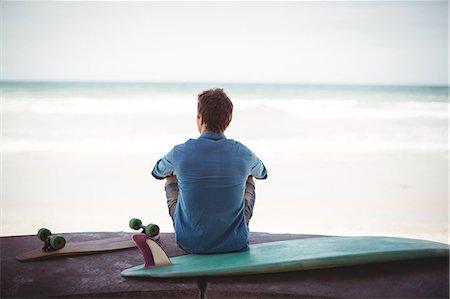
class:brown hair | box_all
[197,88,233,133]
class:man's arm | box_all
[152,149,175,180]
[250,152,267,180]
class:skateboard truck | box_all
[37,228,66,252]
[129,218,160,237]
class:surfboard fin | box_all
[132,234,172,268]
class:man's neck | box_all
[199,123,208,134]
[201,129,225,135]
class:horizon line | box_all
[1,80,448,89]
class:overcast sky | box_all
[1,1,448,85]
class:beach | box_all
[1,82,448,243]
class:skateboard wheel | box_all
[37,228,51,241]
[145,224,160,237]
[49,235,66,250]
[129,218,142,230]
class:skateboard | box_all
[129,218,160,237]
[16,219,160,262]
[122,234,449,278]
[37,228,67,251]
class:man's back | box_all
[153,131,267,253]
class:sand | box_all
[2,149,448,243]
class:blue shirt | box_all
[152,131,267,254]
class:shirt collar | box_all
[200,131,226,140]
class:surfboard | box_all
[121,234,449,278]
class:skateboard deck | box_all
[16,235,149,262]
[122,234,449,278]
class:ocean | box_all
[1,82,448,243]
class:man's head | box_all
[197,88,233,133]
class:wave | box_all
[3,137,447,154]
[3,96,448,119]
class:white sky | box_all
[1,1,448,85]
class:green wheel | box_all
[37,228,51,241]
[129,218,142,230]
[49,235,66,250]
[145,224,160,237]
